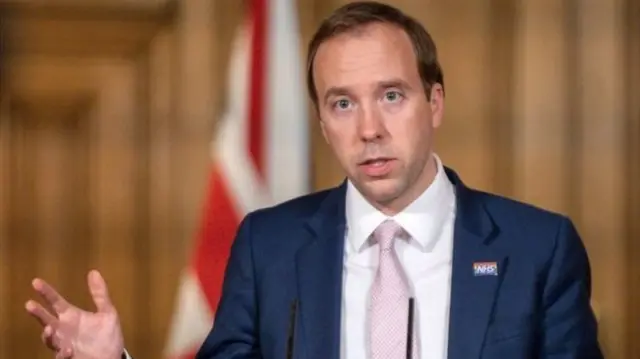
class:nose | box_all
[356,106,386,142]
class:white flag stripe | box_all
[266,0,309,204]
[164,270,215,356]
[214,21,273,214]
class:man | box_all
[26,1,603,358]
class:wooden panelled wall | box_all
[0,0,638,358]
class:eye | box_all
[333,98,352,110]
[383,90,403,103]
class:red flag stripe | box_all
[192,163,241,312]
[248,0,267,178]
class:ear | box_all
[429,83,445,128]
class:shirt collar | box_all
[345,153,456,252]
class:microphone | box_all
[406,297,415,359]
[286,299,298,359]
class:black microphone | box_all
[286,299,298,359]
[406,297,415,359]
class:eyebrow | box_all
[378,78,413,91]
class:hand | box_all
[25,270,124,359]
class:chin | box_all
[361,178,402,203]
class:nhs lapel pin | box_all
[473,261,498,276]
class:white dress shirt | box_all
[340,153,457,359]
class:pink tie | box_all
[369,219,418,359]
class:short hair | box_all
[306,1,445,108]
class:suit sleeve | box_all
[195,212,261,359]
[540,217,603,359]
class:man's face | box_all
[313,22,444,212]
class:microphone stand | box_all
[286,299,298,359]
[406,297,415,359]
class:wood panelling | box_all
[1,2,173,58]
[417,0,496,191]
[6,56,97,102]
[1,0,171,8]
[174,0,217,257]
[6,107,39,359]
[1,105,91,357]
[146,26,181,359]
[0,98,11,359]
[0,0,638,358]
[486,0,516,197]
[624,0,640,355]
[512,0,572,214]
[577,1,627,356]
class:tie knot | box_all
[373,219,403,250]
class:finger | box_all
[87,270,114,313]
[25,300,58,327]
[55,347,73,359]
[32,278,71,314]
[41,325,58,351]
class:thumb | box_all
[87,270,114,313]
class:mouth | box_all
[357,157,396,177]
[359,158,394,166]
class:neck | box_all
[375,155,439,216]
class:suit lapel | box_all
[296,183,346,359]
[445,168,507,359]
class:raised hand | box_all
[25,270,124,359]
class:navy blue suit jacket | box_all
[195,168,603,359]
